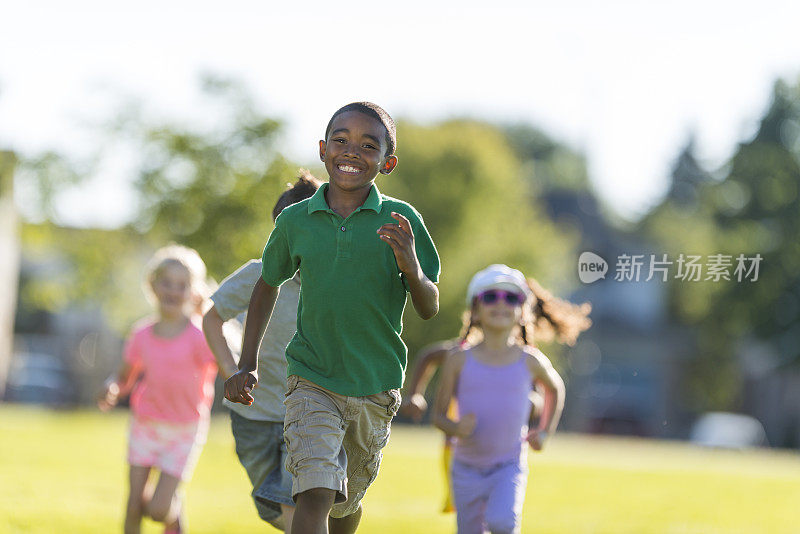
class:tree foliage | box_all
[642,78,800,411]
[19,79,580,366]
[379,120,576,356]
[116,75,295,279]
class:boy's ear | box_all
[380,155,398,175]
[319,140,327,162]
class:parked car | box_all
[4,352,74,405]
[690,412,768,449]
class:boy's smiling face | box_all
[319,110,397,195]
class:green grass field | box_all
[1,406,798,533]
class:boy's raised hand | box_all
[378,212,420,275]
[224,369,258,405]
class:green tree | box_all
[642,78,800,411]
[18,76,298,331]
[503,123,591,196]
[382,120,576,359]
[116,75,296,280]
[19,82,580,365]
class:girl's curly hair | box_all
[459,277,592,347]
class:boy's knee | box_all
[280,503,295,522]
[296,487,337,510]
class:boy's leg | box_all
[484,460,527,534]
[230,412,293,527]
[329,389,401,522]
[280,503,295,533]
[125,465,151,534]
[283,376,350,530]
[292,488,337,534]
[329,504,361,534]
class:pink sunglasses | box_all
[476,289,526,306]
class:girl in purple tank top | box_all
[432,264,591,534]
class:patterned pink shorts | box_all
[128,415,209,480]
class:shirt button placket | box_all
[339,221,352,259]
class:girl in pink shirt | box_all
[99,244,217,534]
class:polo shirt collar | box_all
[308,182,383,214]
[307,184,330,213]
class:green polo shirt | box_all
[260,183,440,396]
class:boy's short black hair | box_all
[325,102,397,156]
[272,169,322,220]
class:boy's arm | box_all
[223,277,279,405]
[377,211,439,319]
[405,269,439,320]
[432,351,475,438]
[202,306,239,380]
[400,341,454,422]
[525,349,566,451]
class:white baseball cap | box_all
[466,264,532,305]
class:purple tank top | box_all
[454,350,533,468]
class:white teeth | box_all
[338,164,361,173]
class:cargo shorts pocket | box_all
[282,396,308,475]
[362,420,391,489]
[358,388,399,485]
[385,389,401,416]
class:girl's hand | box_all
[224,369,258,405]
[455,413,477,438]
[399,393,428,423]
[526,429,549,451]
[97,382,120,412]
[377,212,420,275]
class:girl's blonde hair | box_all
[459,277,592,347]
[143,244,209,314]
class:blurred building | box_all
[540,188,695,439]
[9,240,231,410]
[740,339,800,448]
[0,151,20,400]
[11,254,123,406]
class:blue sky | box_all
[2,0,798,226]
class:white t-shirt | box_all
[211,259,299,422]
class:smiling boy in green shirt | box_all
[226,102,440,533]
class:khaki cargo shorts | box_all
[283,375,401,518]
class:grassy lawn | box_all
[0,406,798,533]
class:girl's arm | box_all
[400,341,455,422]
[432,351,475,438]
[202,306,239,380]
[525,348,566,450]
[97,360,139,411]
